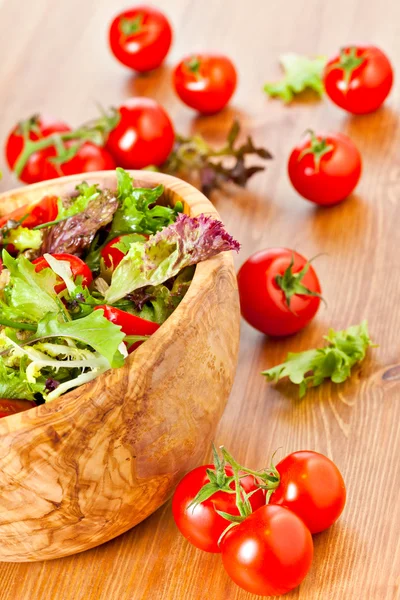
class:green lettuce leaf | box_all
[110,168,182,236]
[36,310,126,368]
[264,54,326,103]
[105,214,239,304]
[1,251,60,322]
[262,321,374,397]
[0,359,45,400]
[5,226,43,251]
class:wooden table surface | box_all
[0,0,399,598]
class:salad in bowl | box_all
[0,167,239,416]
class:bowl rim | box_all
[0,170,229,432]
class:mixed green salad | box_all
[0,168,239,415]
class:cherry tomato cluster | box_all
[173,447,346,596]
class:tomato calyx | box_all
[298,129,334,172]
[120,14,144,36]
[275,253,324,310]
[329,46,365,88]
[13,109,120,177]
[188,445,237,509]
[185,56,202,78]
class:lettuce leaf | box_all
[0,359,45,400]
[5,226,43,251]
[262,321,374,397]
[110,168,182,236]
[264,54,326,103]
[105,214,240,303]
[1,251,60,322]
[36,310,126,368]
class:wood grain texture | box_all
[0,171,240,561]
[0,0,399,597]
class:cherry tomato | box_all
[270,451,346,534]
[101,233,148,270]
[172,464,265,553]
[173,54,237,114]
[221,505,313,596]
[94,305,159,352]
[288,130,362,206]
[0,399,37,419]
[5,115,71,184]
[237,248,322,337]
[106,98,175,169]
[0,195,58,230]
[33,253,93,294]
[324,46,394,114]
[109,5,172,72]
[47,142,116,179]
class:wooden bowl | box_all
[0,171,240,562]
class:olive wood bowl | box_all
[0,171,240,562]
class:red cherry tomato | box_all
[172,464,265,553]
[0,195,58,230]
[49,142,116,179]
[5,116,71,184]
[101,233,148,270]
[288,131,362,206]
[173,54,237,114]
[324,45,394,114]
[33,253,93,294]
[237,248,322,337]
[109,5,172,72]
[270,451,346,534]
[106,98,175,169]
[0,399,37,419]
[95,305,159,352]
[221,504,313,596]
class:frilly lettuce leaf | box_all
[105,214,240,304]
[264,54,326,103]
[110,168,182,236]
[0,359,45,400]
[262,321,374,397]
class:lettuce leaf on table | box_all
[264,54,326,103]
[104,213,240,304]
[263,321,374,397]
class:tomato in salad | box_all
[95,305,159,352]
[109,5,172,72]
[220,504,313,596]
[237,248,322,337]
[172,464,265,553]
[324,45,394,114]
[101,233,148,270]
[5,116,71,184]
[0,195,58,230]
[173,54,237,114]
[106,98,175,169]
[270,451,346,534]
[33,253,93,294]
[0,399,37,419]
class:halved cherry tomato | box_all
[109,5,173,72]
[5,116,71,184]
[0,399,37,419]
[324,45,394,114]
[106,98,175,169]
[270,451,346,534]
[237,248,322,337]
[288,130,362,206]
[220,504,313,596]
[32,253,93,294]
[94,305,159,352]
[101,233,148,270]
[173,53,237,114]
[172,464,265,553]
[0,195,59,230]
